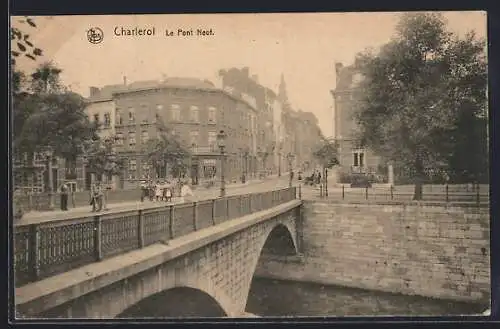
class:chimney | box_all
[89,86,100,97]
[123,76,127,86]
[335,62,344,74]
[242,67,250,77]
[251,75,259,83]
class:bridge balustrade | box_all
[14,187,297,287]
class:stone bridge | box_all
[15,187,303,318]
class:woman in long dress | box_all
[155,181,163,201]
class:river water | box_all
[246,277,487,317]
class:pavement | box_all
[17,175,291,226]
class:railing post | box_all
[169,206,175,239]
[249,194,252,213]
[226,197,230,220]
[299,185,302,200]
[94,215,102,261]
[365,186,368,200]
[390,185,394,200]
[476,184,480,208]
[193,202,198,231]
[28,192,33,212]
[238,195,243,217]
[29,224,40,282]
[211,199,217,225]
[138,209,144,248]
[445,184,449,203]
[342,185,345,200]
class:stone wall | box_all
[255,201,490,303]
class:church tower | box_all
[278,73,291,111]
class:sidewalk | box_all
[16,175,284,226]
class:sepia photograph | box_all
[10,11,490,319]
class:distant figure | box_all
[140,180,148,202]
[90,182,103,212]
[155,181,163,201]
[60,183,69,211]
[181,184,194,197]
[164,181,173,202]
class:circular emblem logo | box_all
[87,27,104,44]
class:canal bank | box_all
[246,277,486,316]
[254,200,490,308]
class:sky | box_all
[11,12,487,137]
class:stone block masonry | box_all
[255,201,490,304]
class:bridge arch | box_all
[116,286,227,318]
[240,216,300,313]
[260,223,298,256]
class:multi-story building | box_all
[83,77,259,189]
[277,74,322,174]
[219,68,275,176]
[331,62,391,180]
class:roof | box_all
[162,77,215,89]
[335,65,357,91]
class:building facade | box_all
[219,68,276,176]
[331,62,382,176]
[83,77,261,189]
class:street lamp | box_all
[286,152,295,187]
[45,147,55,209]
[278,141,283,177]
[217,130,227,197]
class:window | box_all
[171,104,181,121]
[116,111,123,125]
[141,161,149,176]
[93,113,100,124]
[353,151,364,167]
[208,107,217,123]
[208,131,217,150]
[104,113,111,127]
[141,130,149,143]
[190,105,199,122]
[190,131,199,147]
[128,108,135,122]
[129,159,137,179]
[129,159,137,171]
[116,132,124,145]
[129,132,136,146]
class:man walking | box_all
[60,182,69,211]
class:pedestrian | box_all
[165,183,173,202]
[155,180,163,201]
[90,183,97,212]
[60,182,69,211]
[148,180,155,201]
[140,180,147,202]
[95,182,103,211]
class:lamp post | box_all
[46,148,55,209]
[217,130,227,197]
[278,141,283,177]
[287,152,295,187]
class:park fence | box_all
[307,183,489,206]
[13,186,297,288]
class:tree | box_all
[15,88,99,161]
[10,16,43,65]
[352,13,487,199]
[313,137,340,171]
[144,117,191,179]
[86,136,125,182]
[30,61,63,94]
[14,62,99,160]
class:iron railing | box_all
[14,187,297,287]
[309,184,489,206]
